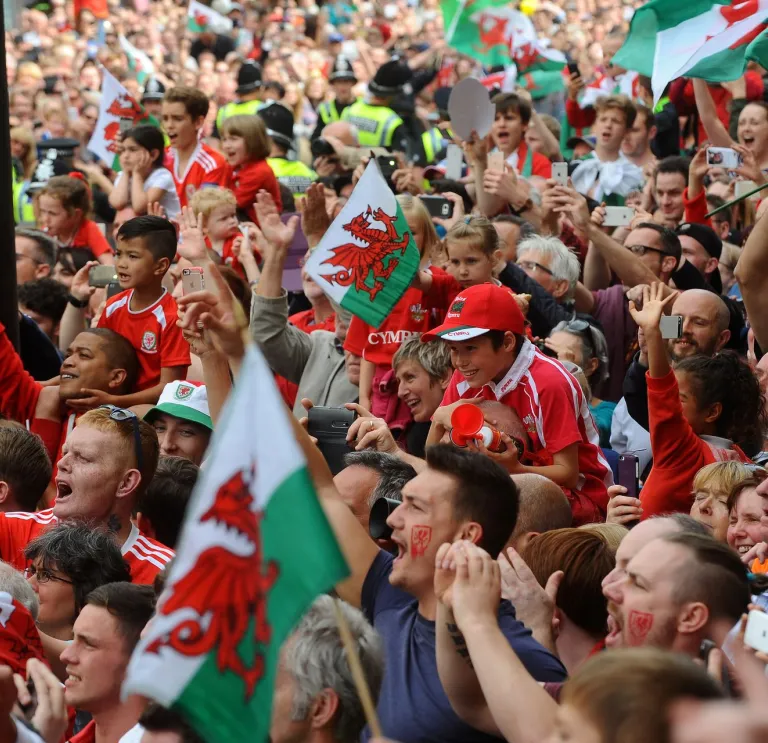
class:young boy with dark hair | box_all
[424,283,612,526]
[91,216,190,403]
[61,216,189,406]
[162,86,229,207]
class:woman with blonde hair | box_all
[10,127,37,179]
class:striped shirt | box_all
[0,509,173,585]
[441,339,613,525]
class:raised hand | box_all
[606,485,643,525]
[177,206,208,262]
[433,191,465,231]
[298,182,332,247]
[69,261,99,302]
[627,282,678,333]
[147,202,167,219]
[253,190,299,252]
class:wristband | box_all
[67,294,90,309]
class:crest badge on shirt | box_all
[175,384,194,400]
[142,331,158,353]
[409,304,426,323]
[186,184,197,202]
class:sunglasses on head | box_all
[98,405,143,471]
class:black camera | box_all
[369,497,401,540]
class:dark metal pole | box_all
[0,0,19,349]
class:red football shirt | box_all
[0,510,173,585]
[441,340,612,525]
[70,219,113,258]
[344,267,460,366]
[166,142,230,208]
[97,289,191,391]
[229,159,282,223]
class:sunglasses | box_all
[99,405,143,471]
[625,244,667,258]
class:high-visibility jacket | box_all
[341,100,403,148]
[216,99,263,130]
[13,171,35,224]
[421,125,454,164]
[267,158,316,197]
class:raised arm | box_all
[692,78,734,148]
[735,210,768,350]
[435,541,558,743]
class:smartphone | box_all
[552,162,568,187]
[567,61,580,78]
[89,265,118,287]
[419,195,453,219]
[445,143,463,180]
[18,676,37,718]
[119,116,134,134]
[106,281,122,299]
[376,155,398,182]
[659,315,683,340]
[239,226,250,255]
[706,147,743,169]
[307,407,356,475]
[181,267,205,294]
[744,610,768,654]
[487,151,505,172]
[617,453,640,500]
[603,206,634,227]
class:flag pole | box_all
[445,0,468,44]
[704,180,768,218]
[332,599,383,738]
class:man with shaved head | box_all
[625,289,732,430]
[505,474,572,552]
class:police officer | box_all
[259,103,317,199]
[215,61,263,131]
[310,57,359,140]
[141,77,166,119]
[421,87,456,166]
[341,59,418,154]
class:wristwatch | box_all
[67,294,89,309]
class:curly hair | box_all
[674,351,767,456]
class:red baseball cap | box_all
[422,284,525,342]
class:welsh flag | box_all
[441,0,566,72]
[303,160,420,328]
[613,0,768,103]
[119,35,155,85]
[187,0,233,33]
[87,69,154,170]
[123,344,348,743]
[520,69,566,99]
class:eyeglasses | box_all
[24,566,73,585]
[15,252,43,264]
[98,405,143,471]
[517,259,554,276]
[564,318,591,333]
[625,244,667,258]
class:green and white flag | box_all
[118,35,155,85]
[441,0,566,71]
[123,344,348,743]
[614,0,768,104]
[520,69,566,99]
[187,0,233,33]
[303,160,420,328]
[87,69,153,170]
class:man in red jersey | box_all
[162,86,229,208]
[424,283,613,526]
[0,408,173,585]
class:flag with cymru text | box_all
[123,344,348,743]
[614,0,768,103]
[187,0,233,33]
[440,0,566,71]
[303,160,420,328]
[87,69,154,170]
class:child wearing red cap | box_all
[423,283,612,526]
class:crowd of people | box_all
[5,0,768,741]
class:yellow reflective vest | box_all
[341,100,403,148]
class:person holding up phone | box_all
[628,283,762,519]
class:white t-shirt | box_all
[115,167,181,221]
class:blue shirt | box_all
[361,551,567,743]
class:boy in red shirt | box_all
[162,86,229,208]
[64,216,190,405]
[424,283,612,525]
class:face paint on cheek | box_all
[411,525,432,557]
[628,610,654,644]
